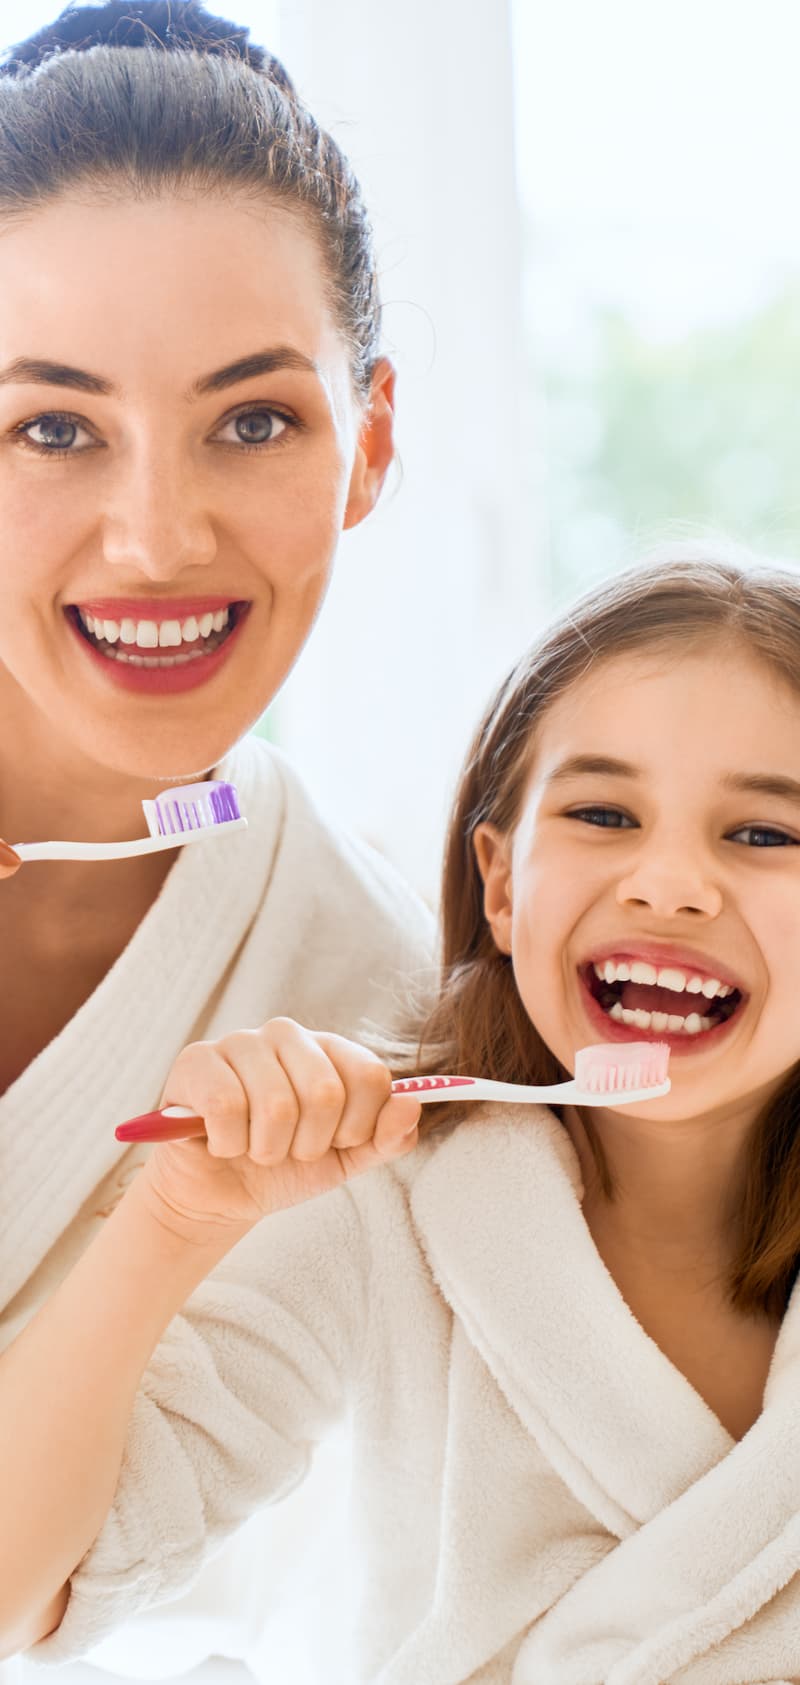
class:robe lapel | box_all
[0,739,282,1310]
[410,1108,800,1685]
[410,1107,735,1537]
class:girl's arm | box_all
[0,1175,250,1657]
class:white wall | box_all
[276,0,544,903]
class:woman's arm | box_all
[0,1174,250,1659]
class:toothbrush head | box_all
[142,780,244,839]
[574,1040,671,1097]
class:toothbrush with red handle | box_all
[115,1042,671,1143]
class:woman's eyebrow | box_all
[0,345,319,399]
[544,754,800,806]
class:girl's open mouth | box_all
[578,962,747,1055]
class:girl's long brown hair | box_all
[407,543,800,1323]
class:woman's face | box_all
[0,193,392,782]
[475,642,800,1127]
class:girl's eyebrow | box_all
[545,753,800,807]
[0,346,319,400]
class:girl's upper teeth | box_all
[79,608,229,647]
[592,958,735,999]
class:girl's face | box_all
[475,642,800,1125]
[0,193,393,783]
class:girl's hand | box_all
[137,1018,422,1242]
[0,840,21,878]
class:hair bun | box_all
[1,1,285,80]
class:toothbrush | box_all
[11,781,246,862]
[115,1041,671,1143]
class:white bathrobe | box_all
[27,1068,800,1683]
[0,732,435,1678]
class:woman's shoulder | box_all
[223,734,434,945]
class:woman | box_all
[0,0,433,1671]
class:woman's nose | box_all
[99,455,218,581]
[615,841,723,919]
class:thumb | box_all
[0,840,21,878]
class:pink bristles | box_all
[574,1040,670,1094]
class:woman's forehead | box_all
[0,191,346,374]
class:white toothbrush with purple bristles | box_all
[115,1041,671,1142]
[11,781,246,862]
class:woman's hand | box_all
[137,1018,422,1242]
[0,840,21,878]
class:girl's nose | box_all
[615,847,723,920]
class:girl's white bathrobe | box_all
[26,965,800,1683]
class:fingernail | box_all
[0,840,21,868]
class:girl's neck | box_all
[560,1100,752,1281]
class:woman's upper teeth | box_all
[592,958,735,1000]
[79,607,229,647]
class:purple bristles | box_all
[143,781,243,839]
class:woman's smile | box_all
[63,597,253,695]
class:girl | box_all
[0,0,434,1671]
[10,546,800,1683]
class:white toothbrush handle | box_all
[397,1077,580,1104]
[393,1076,671,1107]
[13,817,248,862]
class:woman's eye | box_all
[216,407,291,449]
[15,413,93,454]
[12,405,293,457]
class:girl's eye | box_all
[11,405,293,457]
[567,806,634,829]
[567,807,798,847]
[729,825,798,847]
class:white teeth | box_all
[608,1002,714,1034]
[593,959,733,998]
[78,605,233,653]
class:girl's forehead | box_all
[524,639,800,783]
[545,640,793,721]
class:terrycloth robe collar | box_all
[409,1108,800,1685]
[0,737,281,1311]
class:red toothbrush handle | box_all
[115,1109,206,1144]
[116,1073,474,1144]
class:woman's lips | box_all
[577,965,745,1057]
[64,601,251,696]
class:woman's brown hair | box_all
[0,1,380,395]
[411,542,800,1323]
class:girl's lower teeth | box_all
[607,1001,715,1036]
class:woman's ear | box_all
[472,822,513,956]
[343,357,396,530]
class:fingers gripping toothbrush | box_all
[116,1041,671,1143]
[11,781,246,862]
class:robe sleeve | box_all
[27,1180,367,1666]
